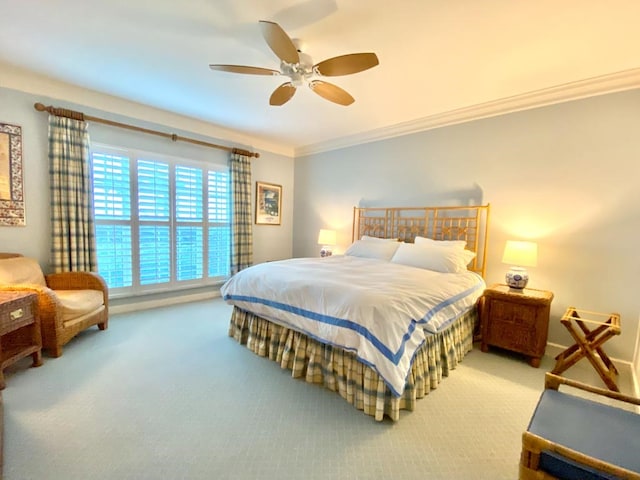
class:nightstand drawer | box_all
[487,319,535,351]
[490,299,537,326]
[0,294,35,334]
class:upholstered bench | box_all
[520,373,640,480]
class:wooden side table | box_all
[0,291,43,389]
[480,283,554,367]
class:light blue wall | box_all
[0,86,294,308]
[293,89,640,363]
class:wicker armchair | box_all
[0,253,108,357]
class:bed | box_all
[223,204,490,421]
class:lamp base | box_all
[320,247,333,258]
[505,267,529,289]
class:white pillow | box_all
[414,236,467,250]
[361,235,398,242]
[344,239,400,261]
[390,243,476,273]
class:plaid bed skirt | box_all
[228,306,477,422]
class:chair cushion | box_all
[528,389,640,477]
[55,290,104,322]
[0,257,47,286]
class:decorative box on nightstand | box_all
[480,283,554,367]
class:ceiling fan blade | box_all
[313,53,379,76]
[309,80,355,106]
[259,20,300,65]
[270,82,297,106]
[209,64,280,76]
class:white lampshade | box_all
[317,229,337,246]
[502,240,538,289]
[317,229,337,257]
[502,241,538,267]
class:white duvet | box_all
[221,255,485,397]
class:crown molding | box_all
[295,68,640,158]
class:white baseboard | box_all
[109,291,221,315]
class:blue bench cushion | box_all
[528,389,640,478]
[539,450,623,480]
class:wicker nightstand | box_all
[0,291,43,389]
[480,283,554,367]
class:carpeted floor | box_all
[1,298,634,480]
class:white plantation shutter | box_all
[138,160,170,221]
[92,152,133,288]
[139,225,171,285]
[175,166,202,220]
[208,170,230,277]
[138,160,171,285]
[175,165,204,281]
[91,145,230,295]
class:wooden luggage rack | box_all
[552,307,621,391]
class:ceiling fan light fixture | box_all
[291,74,305,87]
[298,51,313,69]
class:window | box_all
[91,144,230,296]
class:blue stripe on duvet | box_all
[224,293,418,364]
[418,281,485,331]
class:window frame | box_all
[91,143,230,298]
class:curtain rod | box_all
[33,102,260,158]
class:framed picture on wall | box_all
[0,122,25,226]
[255,181,282,225]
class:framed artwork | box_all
[255,181,282,225]
[0,122,25,226]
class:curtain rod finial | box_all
[34,102,47,112]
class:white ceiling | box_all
[2,0,640,156]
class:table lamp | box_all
[317,229,337,257]
[502,240,538,289]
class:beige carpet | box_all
[2,298,634,480]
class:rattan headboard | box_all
[352,204,490,277]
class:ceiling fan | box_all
[209,20,379,106]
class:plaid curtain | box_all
[230,152,253,274]
[48,115,97,272]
